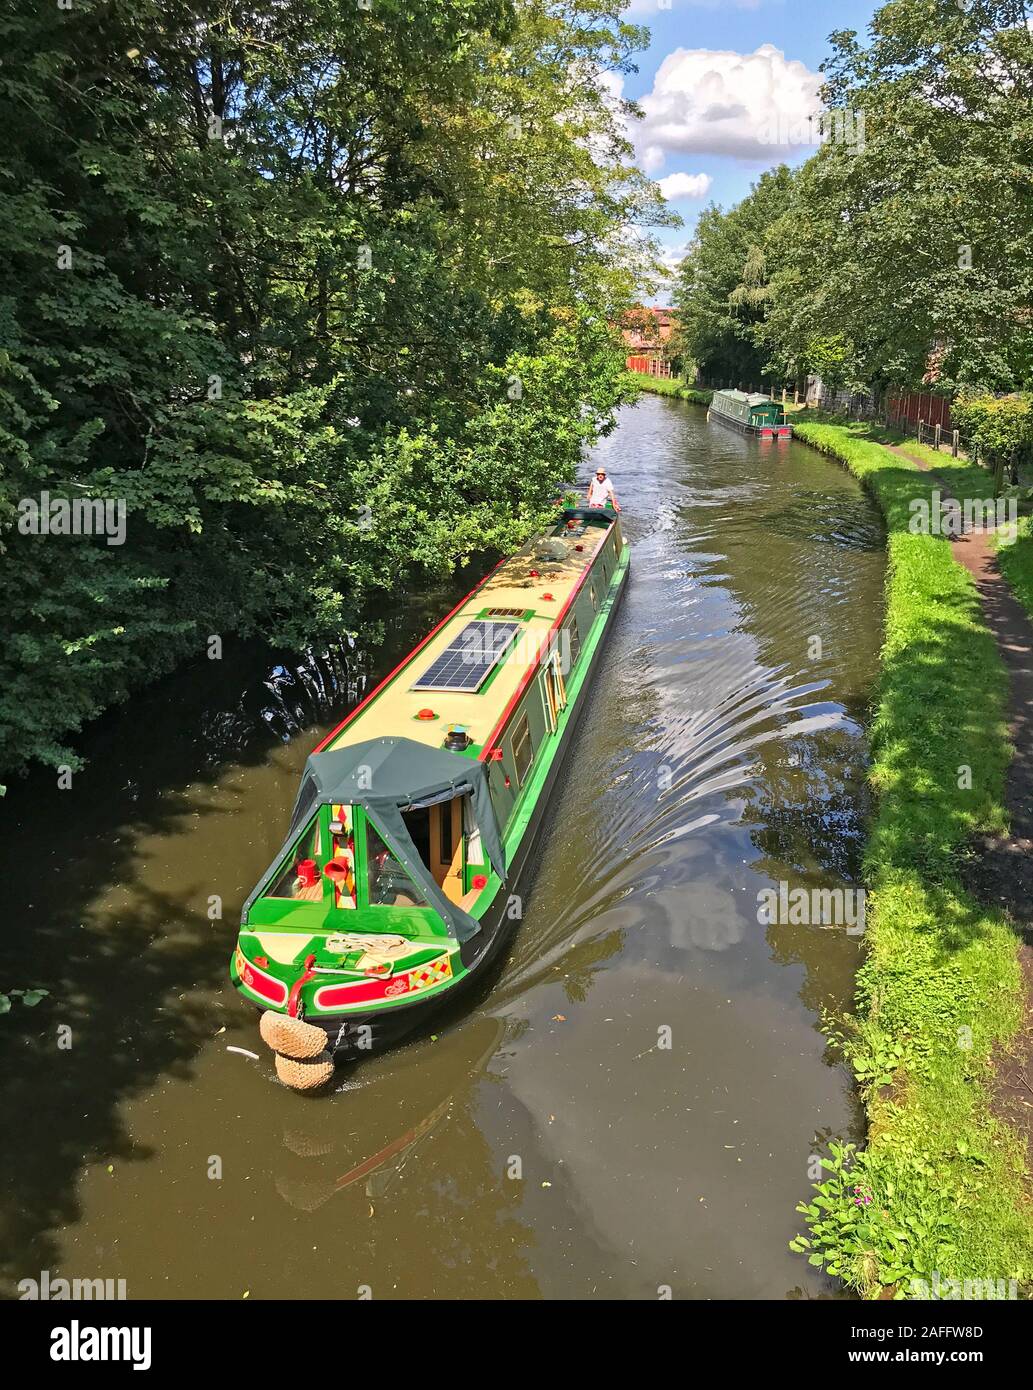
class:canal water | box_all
[0,393,885,1300]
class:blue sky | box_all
[617,0,882,299]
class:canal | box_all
[0,392,886,1300]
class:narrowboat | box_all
[231,505,630,1088]
[707,389,792,439]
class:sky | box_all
[616,0,883,301]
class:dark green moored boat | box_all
[708,389,792,440]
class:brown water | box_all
[0,394,885,1300]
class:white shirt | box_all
[588,476,615,506]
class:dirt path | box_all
[885,443,1033,1160]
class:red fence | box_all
[626,356,673,377]
[886,390,952,430]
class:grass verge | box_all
[860,426,1033,625]
[787,420,1032,1298]
[998,518,1033,620]
[627,374,712,406]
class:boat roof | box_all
[715,389,772,405]
[320,508,617,757]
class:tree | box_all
[672,166,797,387]
[0,0,668,778]
[761,0,1033,393]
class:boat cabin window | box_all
[267,815,324,902]
[511,713,534,787]
[261,797,477,914]
[563,616,581,672]
[366,815,432,908]
[264,805,358,908]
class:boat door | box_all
[542,648,567,732]
[428,795,466,905]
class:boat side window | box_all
[511,713,534,787]
[563,616,581,673]
[365,815,431,909]
[267,814,324,902]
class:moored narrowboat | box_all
[707,389,792,439]
[231,505,630,1087]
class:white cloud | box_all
[656,171,712,200]
[638,44,824,165]
[640,144,666,173]
[595,68,625,105]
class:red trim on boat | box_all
[237,951,289,1007]
[311,555,511,754]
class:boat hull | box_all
[255,550,631,1060]
[707,409,791,440]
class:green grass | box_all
[863,430,1033,620]
[875,434,1003,509]
[788,420,1032,1298]
[627,373,712,406]
[998,518,1033,619]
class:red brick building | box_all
[620,306,678,375]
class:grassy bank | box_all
[999,519,1033,620]
[863,428,1033,630]
[787,420,1031,1297]
[628,374,712,406]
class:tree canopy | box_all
[674,0,1033,396]
[0,0,671,778]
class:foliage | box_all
[628,375,712,405]
[670,166,797,388]
[0,0,670,778]
[998,516,1033,623]
[0,988,49,1015]
[675,1,1033,396]
[953,392,1033,470]
[771,2,1033,391]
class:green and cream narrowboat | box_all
[707,389,792,439]
[231,506,629,1087]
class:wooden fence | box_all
[886,390,953,431]
[626,356,674,377]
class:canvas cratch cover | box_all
[244,736,507,942]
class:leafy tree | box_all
[762,0,1033,392]
[0,0,666,778]
[671,166,797,387]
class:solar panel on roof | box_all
[412,620,520,693]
